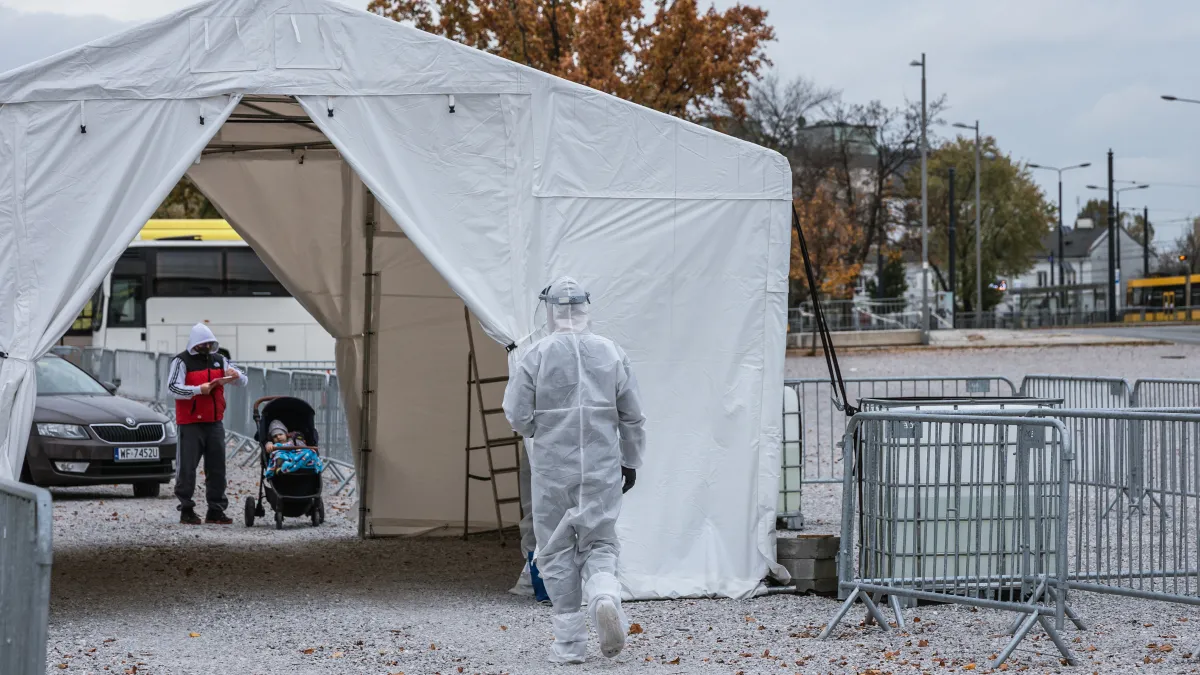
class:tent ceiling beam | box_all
[201,141,336,155]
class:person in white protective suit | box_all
[503,277,646,664]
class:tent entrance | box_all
[183,95,519,539]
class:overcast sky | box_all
[3,0,1198,242]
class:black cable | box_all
[791,205,858,416]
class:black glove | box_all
[621,467,636,494]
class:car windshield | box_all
[36,356,109,396]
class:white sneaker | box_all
[594,596,625,658]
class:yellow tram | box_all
[1124,275,1200,322]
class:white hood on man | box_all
[186,323,218,354]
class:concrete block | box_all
[779,557,836,580]
[777,535,839,560]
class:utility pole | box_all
[910,54,930,342]
[1106,150,1116,322]
[948,166,957,327]
[1143,206,1150,278]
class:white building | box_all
[1006,218,1152,313]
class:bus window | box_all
[155,248,223,296]
[225,248,288,297]
[108,277,146,327]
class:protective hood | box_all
[186,324,219,354]
[543,277,591,334]
[268,419,288,437]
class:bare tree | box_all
[726,72,838,154]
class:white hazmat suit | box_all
[503,277,647,663]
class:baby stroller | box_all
[245,396,325,529]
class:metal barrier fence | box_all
[821,412,1075,668]
[1131,379,1200,408]
[1,478,52,675]
[823,407,1200,667]
[778,376,1018,528]
[1019,374,1132,409]
[1031,409,1200,606]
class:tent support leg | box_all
[357,188,377,540]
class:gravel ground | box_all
[44,342,1200,674]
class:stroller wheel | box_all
[310,501,320,527]
[244,497,255,527]
[318,498,325,525]
[275,509,284,530]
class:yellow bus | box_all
[1125,274,1200,323]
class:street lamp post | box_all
[952,121,983,322]
[911,54,929,342]
[1087,181,1149,316]
[1028,161,1091,313]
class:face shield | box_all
[540,277,591,334]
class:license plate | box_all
[115,447,160,462]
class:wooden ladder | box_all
[463,307,524,546]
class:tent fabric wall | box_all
[0,0,791,600]
[0,95,238,479]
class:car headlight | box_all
[36,423,90,440]
[164,421,178,440]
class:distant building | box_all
[1006,218,1152,313]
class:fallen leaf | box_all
[188,633,201,638]
[912,617,921,623]
[964,664,977,671]
[301,648,315,655]
[668,657,680,665]
[458,668,465,673]
[430,644,438,651]
[1160,644,1174,653]
[762,649,770,658]
[745,616,756,623]
[56,665,67,671]
[500,626,507,631]
[628,623,644,635]
[998,664,1008,672]
[1145,623,1155,627]
[918,640,929,648]
[331,652,344,658]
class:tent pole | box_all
[357,188,377,539]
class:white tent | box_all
[0,0,791,600]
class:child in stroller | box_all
[245,396,326,529]
[264,420,324,478]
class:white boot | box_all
[548,612,587,664]
[592,596,626,658]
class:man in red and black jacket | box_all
[166,324,246,524]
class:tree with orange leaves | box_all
[792,179,863,300]
[367,0,774,121]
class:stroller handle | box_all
[252,395,289,422]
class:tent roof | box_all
[0,0,526,102]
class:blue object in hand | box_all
[528,551,550,604]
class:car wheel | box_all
[19,461,33,485]
[133,482,160,498]
[275,510,284,530]
[244,497,256,527]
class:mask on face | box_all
[195,343,213,355]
